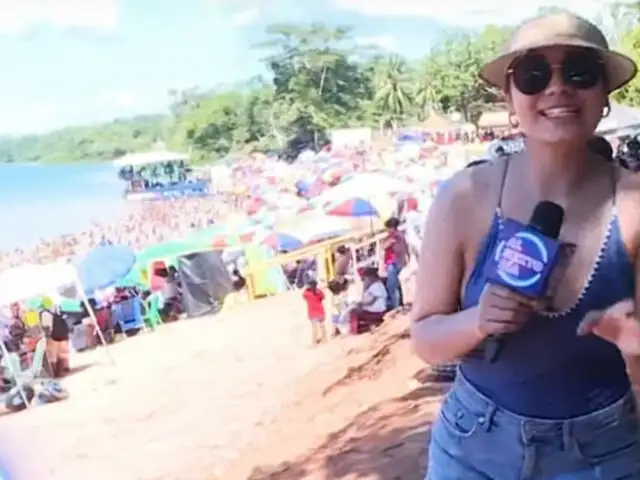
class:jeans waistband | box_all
[452,369,636,439]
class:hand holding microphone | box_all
[476,284,538,338]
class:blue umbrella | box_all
[76,245,136,295]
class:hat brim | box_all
[480,40,637,93]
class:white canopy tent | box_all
[0,261,112,408]
[112,150,190,167]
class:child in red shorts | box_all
[302,279,326,345]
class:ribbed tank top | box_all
[460,160,634,418]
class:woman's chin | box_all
[528,129,593,146]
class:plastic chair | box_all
[1,337,46,384]
[20,337,46,382]
[142,294,163,329]
[111,298,145,336]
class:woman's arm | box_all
[410,173,486,365]
[620,171,640,400]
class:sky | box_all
[0,0,624,135]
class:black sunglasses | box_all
[507,49,605,96]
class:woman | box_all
[352,267,388,333]
[411,12,640,478]
[5,303,26,354]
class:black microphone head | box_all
[529,201,564,239]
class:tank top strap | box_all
[611,164,619,214]
[495,156,510,218]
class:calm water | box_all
[0,163,125,251]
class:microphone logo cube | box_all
[485,218,560,297]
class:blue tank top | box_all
[460,161,634,419]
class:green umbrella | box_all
[185,226,225,244]
[136,239,205,266]
[115,263,147,287]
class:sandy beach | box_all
[1,291,382,480]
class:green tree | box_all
[0,21,567,164]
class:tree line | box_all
[1,5,639,164]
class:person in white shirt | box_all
[352,267,388,333]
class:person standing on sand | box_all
[381,217,408,310]
[302,279,327,345]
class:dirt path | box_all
[225,315,448,480]
[1,292,390,480]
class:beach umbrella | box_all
[136,239,204,266]
[325,197,380,218]
[283,214,355,244]
[259,231,304,252]
[75,245,136,295]
[115,264,148,288]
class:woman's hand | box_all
[578,299,640,356]
[476,284,538,338]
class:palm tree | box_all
[373,55,412,133]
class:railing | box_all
[244,228,388,299]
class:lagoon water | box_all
[0,163,125,251]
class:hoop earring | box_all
[508,114,519,128]
[602,105,611,118]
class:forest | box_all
[2,4,640,164]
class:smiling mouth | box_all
[539,107,581,119]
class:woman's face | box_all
[507,46,606,145]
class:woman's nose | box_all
[544,67,572,96]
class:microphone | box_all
[483,201,565,362]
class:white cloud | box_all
[230,7,260,27]
[329,0,621,27]
[0,101,60,134]
[93,89,139,109]
[0,0,119,34]
[355,35,397,50]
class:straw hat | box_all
[480,12,637,93]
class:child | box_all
[302,279,326,345]
[327,278,350,337]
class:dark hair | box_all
[384,217,400,229]
[465,159,490,169]
[336,245,347,255]
[588,136,613,161]
[361,266,379,279]
[327,278,348,295]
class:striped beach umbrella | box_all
[325,197,379,218]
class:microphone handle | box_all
[484,334,502,363]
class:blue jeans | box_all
[427,371,640,479]
[385,262,401,309]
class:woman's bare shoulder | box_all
[436,158,504,214]
[617,168,640,256]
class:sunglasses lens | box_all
[562,50,603,90]
[511,54,552,95]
